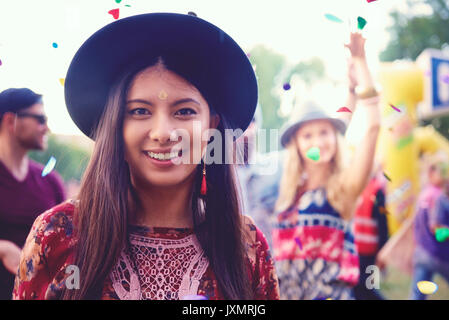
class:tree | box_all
[29,134,91,183]
[380,0,449,140]
[380,0,449,62]
[248,45,326,151]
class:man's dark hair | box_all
[0,88,43,123]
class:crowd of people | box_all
[0,12,448,300]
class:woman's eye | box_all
[129,108,150,116]
[175,108,196,116]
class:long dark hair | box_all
[61,59,253,299]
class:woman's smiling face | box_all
[123,64,219,189]
[295,119,337,165]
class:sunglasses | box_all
[16,112,48,125]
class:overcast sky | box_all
[0,0,406,135]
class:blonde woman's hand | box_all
[344,32,366,59]
[0,240,21,275]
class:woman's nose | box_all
[148,114,174,144]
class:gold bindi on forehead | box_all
[158,90,168,100]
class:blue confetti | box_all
[42,156,57,177]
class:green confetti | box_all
[396,135,413,150]
[115,0,122,3]
[383,172,391,182]
[324,14,343,24]
[435,227,449,242]
[306,147,320,161]
[357,16,367,30]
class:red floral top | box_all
[13,200,279,300]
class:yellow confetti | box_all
[417,281,438,295]
[59,78,65,86]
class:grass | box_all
[380,266,449,300]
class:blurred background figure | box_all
[272,32,381,300]
[0,88,66,299]
[410,157,449,299]
[353,163,389,300]
[236,106,284,249]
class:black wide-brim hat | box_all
[64,12,257,139]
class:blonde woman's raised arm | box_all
[341,33,381,199]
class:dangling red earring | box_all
[200,161,207,196]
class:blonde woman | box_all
[272,33,381,300]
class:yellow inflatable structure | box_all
[378,62,449,235]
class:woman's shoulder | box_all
[241,215,270,256]
[30,199,77,247]
[14,200,78,299]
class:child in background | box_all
[410,159,449,299]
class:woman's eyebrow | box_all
[126,99,153,106]
[172,98,200,107]
[125,98,200,107]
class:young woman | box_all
[13,13,279,300]
[272,32,381,300]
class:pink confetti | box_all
[389,103,401,112]
[294,237,303,250]
[108,8,120,20]
[367,0,377,2]
[337,107,352,113]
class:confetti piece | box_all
[383,172,391,182]
[396,135,413,150]
[306,147,320,161]
[357,16,367,30]
[389,103,401,112]
[337,107,352,113]
[181,294,208,300]
[283,83,291,91]
[435,227,449,242]
[108,8,120,20]
[324,14,343,23]
[42,156,57,177]
[52,42,58,48]
[59,78,65,86]
[0,59,2,66]
[367,0,377,2]
[115,0,122,3]
[294,237,303,250]
[417,281,438,295]
[124,4,131,7]
[187,11,197,17]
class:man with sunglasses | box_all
[0,88,66,299]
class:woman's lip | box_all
[143,152,179,168]
[143,152,180,168]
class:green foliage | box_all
[380,0,449,62]
[29,135,90,183]
[249,45,286,134]
[421,116,449,141]
[248,45,325,151]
